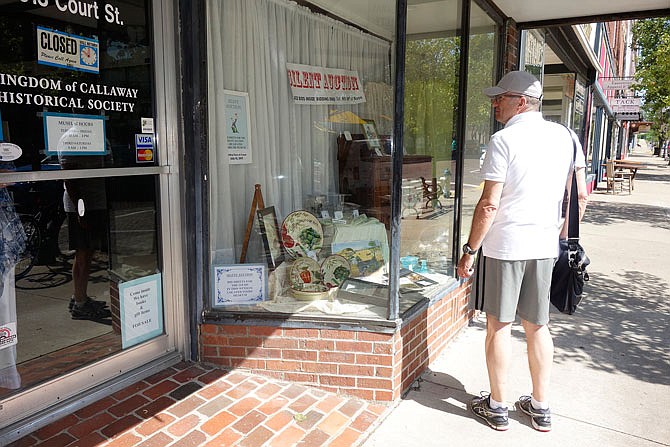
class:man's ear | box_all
[518,95,530,111]
[518,96,527,108]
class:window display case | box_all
[205,0,470,321]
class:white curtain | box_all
[207,0,391,264]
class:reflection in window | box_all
[0,175,160,400]
[401,34,460,287]
[460,4,499,251]
[392,0,465,307]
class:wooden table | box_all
[607,160,652,190]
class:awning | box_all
[493,0,670,26]
[592,82,615,119]
[308,1,669,41]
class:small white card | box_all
[344,131,352,141]
[141,117,154,133]
[352,209,360,217]
[321,210,331,219]
[333,211,344,220]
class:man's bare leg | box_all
[485,315,513,404]
[521,319,553,402]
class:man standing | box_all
[457,71,587,432]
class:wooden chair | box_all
[605,159,632,194]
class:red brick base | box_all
[201,283,473,402]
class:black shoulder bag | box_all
[550,134,590,314]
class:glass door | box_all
[0,0,179,428]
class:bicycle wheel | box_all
[15,214,40,280]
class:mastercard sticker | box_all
[136,148,154,162]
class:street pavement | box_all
[362,147,670,447]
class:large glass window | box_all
[0,0,165,406]
[460,2,499,249]
[205,0,503,320]
[207,0,397,319]
[401,0,461,296]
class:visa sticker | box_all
[135,133,154,148]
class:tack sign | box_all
[135,133,154,163]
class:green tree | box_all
[632,18,670,151]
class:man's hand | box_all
[457,253,475,278]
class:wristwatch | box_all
[462,243,478,255]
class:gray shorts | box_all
[470,257,555,325]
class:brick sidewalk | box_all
[9,362,389,447]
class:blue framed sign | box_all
[43,112,107,156]
[212,264,267,306]
[119,273,164,349]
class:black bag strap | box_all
[566,130,580,240]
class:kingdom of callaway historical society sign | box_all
[286,63,366,105]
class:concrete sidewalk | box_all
[362,148,670,447]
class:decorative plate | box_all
[321,255,351,288]
[289,257,322,288]
[281,210,323,258]
[290,283,330,301]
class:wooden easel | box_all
[240,184,265,263]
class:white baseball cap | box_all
[483,71,543,99]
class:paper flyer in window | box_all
[223,90,252,164]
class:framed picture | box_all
[331,240,384,277]
[257,206,284,270]
[361,119,383,154]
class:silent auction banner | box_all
[286,63,366,105]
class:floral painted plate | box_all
[281,210,323,258]
[321,254,351,288]
[289,257,322,288]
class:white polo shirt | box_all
[480,111,586,261]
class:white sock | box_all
[489,396,506,409]
[531,396,549,410]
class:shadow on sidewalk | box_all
[401,368,536,430]
[635,172,670,184]
[582,200,670,230]
[550,270,670,386]
[401,370,470,417]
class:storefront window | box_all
[460,2,499,251]
[543,73,575,124]
[401,0,461,296]
[207,0,397,319]
[573,77,586,136]
[0,0,165,405]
